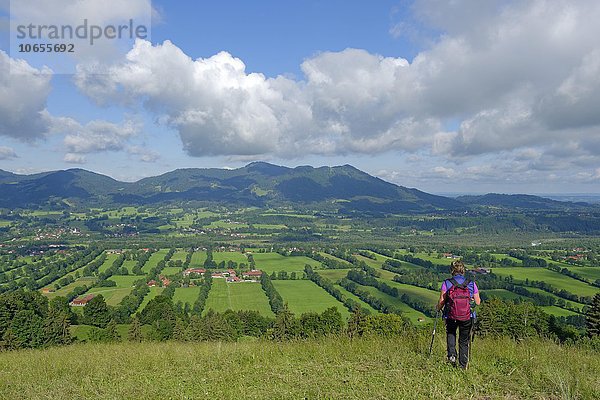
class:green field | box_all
[45,277,96,298]
[170,250,188,263]
[189,251,207,267]
[212,251,249,265]
[482,289,525,301]
[540,306,580,317]
[252,253,319,274]
[204,279,273,316]
[98,253,119,274]
[272,280,349,318]
[355,283,429,323]
[161,267,182,276]
[172,287,200,307]
[515,286,585,312]
[382,279,440,304]
[137,287,164,312]
[319,252,353,267]
[2,336,598,399]
[563,266,600,282]
[316,269,352,282]
[142,249,170,274]
[366,251,424,271]
[333,284,379,314]
[84,276,140,306]
[121,259,138,275]
[491,267,599,298]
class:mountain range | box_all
[0,162,594,213]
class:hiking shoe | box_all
[448,356,457,366]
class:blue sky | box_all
[1,0,600,194]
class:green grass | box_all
[212,251,249,265]
[562,266,600,282]
[515,286,585,312]
[172,287,201,307]
[189,251,207,267]
[97,253,119,274]
[85,287,133,306]
[355,283,429,323]
[252,253,319,274]
[491,267,599,297]
[482,289,524,301]
[204,279,274,316]
[109,275,142,288]
[540,306,580,317]
[319,252,353,267]
[206,220,249,229]
[169,251,188,263]
[317,269,352,282]
[137,287,164,312]
[142,249,170,274]
[45,277,96,298]
[121,259,138,274]
[4,336,598,399]
[161,267,182,276]
[333,284,379,314]
[381,279,440,304]
[272,280,349,318]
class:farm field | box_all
[332,284,379,314]
[84,276,140,306]
[563,266,600,282]
[162,267,182,276]
[172,287,200,307]
[490,267,599,298]
[252,253,319,274]
[97,253,119,274]
[366,251,424,271]
[137,287,164,312]
[481,289,524,301]
[170,250,188,263]
[142,249,170,274]
[355,283,429,323]
[189,251,207,267]
[272,280,349,318]
[316,269,351,282]
[121,259,138,274]
[41,253,106,293]
[45,277,96,298]
[381,279,440,304]
[212,251,248,265]
[204,279,273,316]
[516,286,585,312]
[319,252,353,267]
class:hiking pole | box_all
[466,317,476,370]
[428,309,441,357]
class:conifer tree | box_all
[586,293,600,337]
[128,316,142,342]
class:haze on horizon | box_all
[1,0,599,195]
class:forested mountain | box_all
[0,163,595,214]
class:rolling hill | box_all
[0,163,594,214]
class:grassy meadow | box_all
[0,335,597,399]
[204,279,274,316]
[272,280,350,318]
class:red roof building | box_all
[69,294,96,306]
[243,270,263,278]
[183,268,206,276]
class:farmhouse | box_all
[69,294,95,306]
[243,270,263,279]
[183,268,206,276]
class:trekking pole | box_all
[466,317,476,370]
[428,309,441,357]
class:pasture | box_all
[253,252,319,274]
[272,280,349,318]
[490,267,599,298]
[142,249,170,274]
[204,279,273,316]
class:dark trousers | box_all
[446,318,472,368]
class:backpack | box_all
[445,278,471,321]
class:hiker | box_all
[436,260,480,369]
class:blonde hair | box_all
[450,260,465,276]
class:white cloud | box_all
[63,153,86,164]
[0,51,52,141]
[0,146,17,160]
[48,116,141,154]
[127,146,159,163]
[70,0,600,185]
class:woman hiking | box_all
[436,260,480,369]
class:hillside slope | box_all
[0,336,597,399]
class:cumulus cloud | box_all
[71,0,600,186]
[47,116,141,155]
[0,51,52,141]
[63,153,86,164]
[0,146,17,160]
[127,146,160,163]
